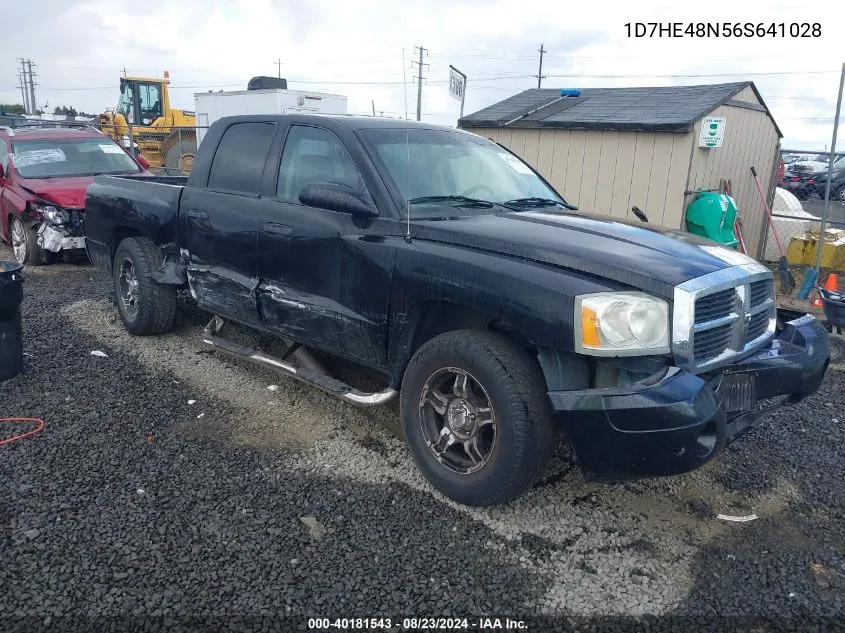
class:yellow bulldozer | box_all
[98,71,197,174]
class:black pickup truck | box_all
[84,114,830,506]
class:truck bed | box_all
[84,174,186,273]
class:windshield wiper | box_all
[502,197,577,209]
[408,195,494,208]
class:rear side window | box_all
[207,122,276,195]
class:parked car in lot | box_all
[782,170,820,200]
[811,156,845,201]
[85,114,830,506]
[0,124,152,265]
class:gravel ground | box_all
[1,245,843,631]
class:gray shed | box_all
[458,82,782,258]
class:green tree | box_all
[0,103,26,114]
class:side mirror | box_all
[135,154,150,170]
[298,182,378,217]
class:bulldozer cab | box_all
[100,72,197,175]
[117,77,167,127]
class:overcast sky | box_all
[1,0,841,150]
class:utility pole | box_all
[534,44,546,89]
[17,58,30,114]
[814,62,845,276]
[412,45,428,121]
[275,58,282,79]
[26,60,38,114]
[122,67,128,77]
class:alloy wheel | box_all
[118,257,140,320]
[418,367,497,474]
[10,220,26,264]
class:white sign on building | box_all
[699,116,727,148]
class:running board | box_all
[201,316,398,407]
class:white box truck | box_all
[194,88,348,145]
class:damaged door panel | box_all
[179,121,278,328]
[256,123,389,368]
[180,185,262,328]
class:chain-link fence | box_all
[762,184,845,298]
[98,123,212,176]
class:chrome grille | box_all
[673,263,776,373]
[695,288,736,323]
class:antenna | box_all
[402,48,411,242]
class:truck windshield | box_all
[360,128,565,215]
[12,138,141,179]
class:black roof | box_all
[458,81,782,136]
[214,113,459,132]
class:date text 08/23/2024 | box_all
[307,617,527,630]
[624,22,821,37]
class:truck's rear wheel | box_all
[113,237,177,335]
[400,330,556,506]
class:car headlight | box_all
[575,292,670,356]
[35,204,69,224]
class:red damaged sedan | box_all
[0,125,152,265]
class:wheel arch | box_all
[388,300,559,390]
[107,227,147,272]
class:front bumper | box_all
[550,314,829,482]
[37,223,86,253]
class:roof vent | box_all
[560,89,582,97]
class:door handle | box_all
[263,222,294,237]
[186,209,209,220]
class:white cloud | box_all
[1,0,841,148]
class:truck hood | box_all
[18,176,94,209]
[411,210,757,298]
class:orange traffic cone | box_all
[812,273,838,306]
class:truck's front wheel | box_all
[400,330,556,506]
[113,237,177,335]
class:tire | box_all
[164,140,197,175]
[10,217,46,266]
[400,330,557,507]
[834,185,845,202]
[113,237,177,335]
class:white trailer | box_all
[194,89,348,145]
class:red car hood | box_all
[18,176,95,209]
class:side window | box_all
[276,126,367,202]
[207,122,277,195]
[0,139,8,173]
[138,82,162,124]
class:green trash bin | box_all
[685,191,739,249]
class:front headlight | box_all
[35,204,69,224]
[575,292,670,356]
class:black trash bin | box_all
[0,260,24,381]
